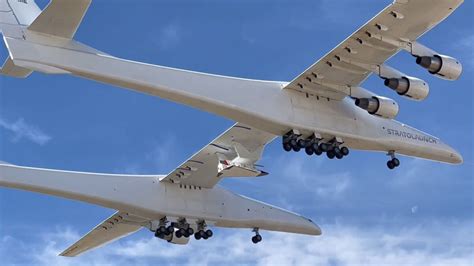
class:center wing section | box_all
[160,123,276,188]
[284,0,463,100]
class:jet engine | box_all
[416,55,462,81]
[355,96,399,119]
[384,76,429,101]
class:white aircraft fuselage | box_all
[1,29,463,165]
[0,163,320,236]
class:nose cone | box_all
[450,150,463,164]
[302,217,322,236]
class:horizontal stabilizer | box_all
[0,56,32,78]
[28,0,92,39]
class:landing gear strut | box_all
[251,228,262,244]
[154,218,174,239]
[194,220,213,240]
[386,151,400,170]
[282,131,351,160]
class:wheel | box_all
[387,160,395,169]
[175,230,183,238]
[199,230,207,238]
[186,227,194,236]
[289,139,298,149]
[166,226,174,235]
[202,235,209,240]
[297,139,306,148]
[154,230,163,238]
[327,150,335,159]
[252,236,259,244]
[194,233,201,240]
[283,143,292,152]
[205,229,213,238]
[314,148,323,156]
[341,147,349,156]
[305,146,314,155]
[282,136,290,144]
[158,226,166,234]
[292,146,301,152]
[391,158,400,167]
[335,152,343,159]
[319,143,329,152]
[255,234,262,242]
[333,147,341,155]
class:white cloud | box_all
[0,117,51,145]
[157,24,181,50]
[1,220,472,266]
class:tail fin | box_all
[0,0,91,78]
[27,0,92,39]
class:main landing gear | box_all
[282,131,350,160]
[194,220,213,240]
[154,218,175,239]
[251,228,262,244]
[386,151,401,170]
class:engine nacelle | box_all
[416,55,462,81]
[384,76,429,101]
[355,96,399,119]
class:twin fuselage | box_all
[0,163,321,235]
[2,26,463,165]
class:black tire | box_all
[305,146,314,155]
[293,146,301,152]
[341,147,349,156]
[175,230,182,238]
[319,143,329,152]
[314,148,323,156]
[252,236,259,244]
[289,139,298,148]
[392,158,400,167]
[327,150,335,159]
[282,136,290,144]
[202,235,209,240]
[255,234,262,242]
[333,147,341,154]
[199,230,206,238]
[283,143,292,152]
[158,226,166,234]
[166,226,174,235]
[205,229,213,238]
[194,233,201,240]
[335,152,343,159]
[186,227,194,236]
[387,161,395,169]
[297,139,306,148]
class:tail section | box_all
[27,0,91,39]
[1,0,91,78]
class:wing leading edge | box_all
[59,212,148,257]
[284,0,463,100]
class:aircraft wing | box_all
[284,0,463,100]
[60,211,148,257]
[160,123,276,188]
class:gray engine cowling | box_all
[384,76,429,101]
[355,96,399,119]
[416,55,462,81]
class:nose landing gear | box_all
[386,151,400,169]
[251,228,262,244]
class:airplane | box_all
[0,122,321,256]
[0,0,466,257]
[0,0,466,170]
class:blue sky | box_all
[0,0,473,265]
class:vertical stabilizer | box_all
[2,0,41,26]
